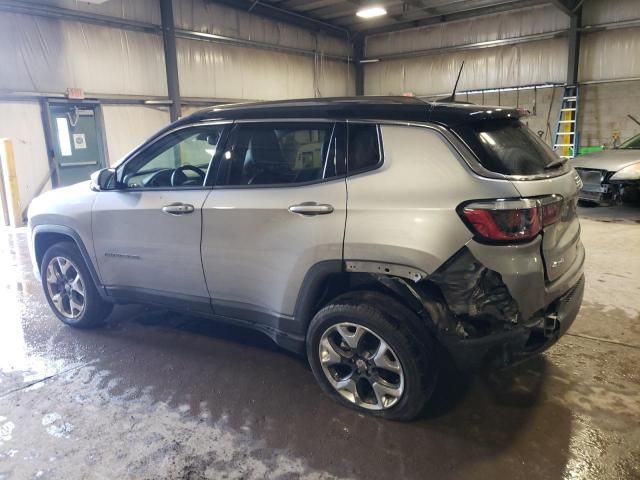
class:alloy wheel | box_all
[45,256,86,319]
[318,322,404,410]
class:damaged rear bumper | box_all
[439,275,584,369]
[424,237,585,370]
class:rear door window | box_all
[217,122,339,186]
[347,124,382,174]
[454,119,564,176]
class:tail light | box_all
[459,196,563,243]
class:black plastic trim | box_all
[106,286,213,316]
[346,123,385,177]
[211,298,299,335]
[32,224,109,300]
[106,286,306,353]
[292,260,344,335]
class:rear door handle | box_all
[162,203,195,215]
[288,202,334,216]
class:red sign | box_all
[66,88,85,100]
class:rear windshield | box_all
[453,119,562,175]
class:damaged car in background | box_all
[28,97,584,420]
[572,132,640,205]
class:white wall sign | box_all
[73,133,87,150]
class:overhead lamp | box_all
[356,5,387,19]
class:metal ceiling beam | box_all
[0,0,158,33]
[355,0,548,36]
[176,30,351,62]
[364,29,567,61]
[310,1,403,21]
[204,0,350,38]
[344,0,537,30]
[279,0,346,13]
[548,0,572,15]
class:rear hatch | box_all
[453,118,582,283]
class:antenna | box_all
[439,61,465,103]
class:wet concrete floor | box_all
[0,208,639,479]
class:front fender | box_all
[31,224,108,300]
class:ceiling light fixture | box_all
[356,5,387,19]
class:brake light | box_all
[540,197,563,226]
[460,196,563,242]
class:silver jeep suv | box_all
[28,97,585,420]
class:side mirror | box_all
[90,168,117,191]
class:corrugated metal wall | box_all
[366,6,569,59]
[177,39,353,100]
[0,13,167,96]
[364,6,568,94]
[364,2,640,94]
[173,0,349,57]
[35,0,161,24]
[364,37,568,95]
[173,0,353,100]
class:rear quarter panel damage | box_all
[343,124,521,275]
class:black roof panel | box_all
[181,96,522,126]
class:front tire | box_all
[307,291,437,421]
[41,241,113,328]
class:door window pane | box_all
[220,123,335,186]
[348,124,381,173]
[122,126,224,188]
[55,117,72,156]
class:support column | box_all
[0,140,23,227]
[160,0,181,121]
[566,8,582,85]
[354,37,365,96]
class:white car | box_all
[572,134,640,204]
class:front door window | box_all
[121,125,224,189]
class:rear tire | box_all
[41,241,113,328]
[307,291,438,421]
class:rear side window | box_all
[454,119,561,175]
[218,123,338,186]
[348,124,381,174]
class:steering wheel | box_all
[143,168,173,187]
[171,165,206,187]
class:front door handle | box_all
[288,202,334,216]
[162,203,195,215]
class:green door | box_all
[48,103,107,187]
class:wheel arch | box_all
[32,225,108,300]
[293,260,452,337]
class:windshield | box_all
[453,119,565,176]
[620,133,640,149]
